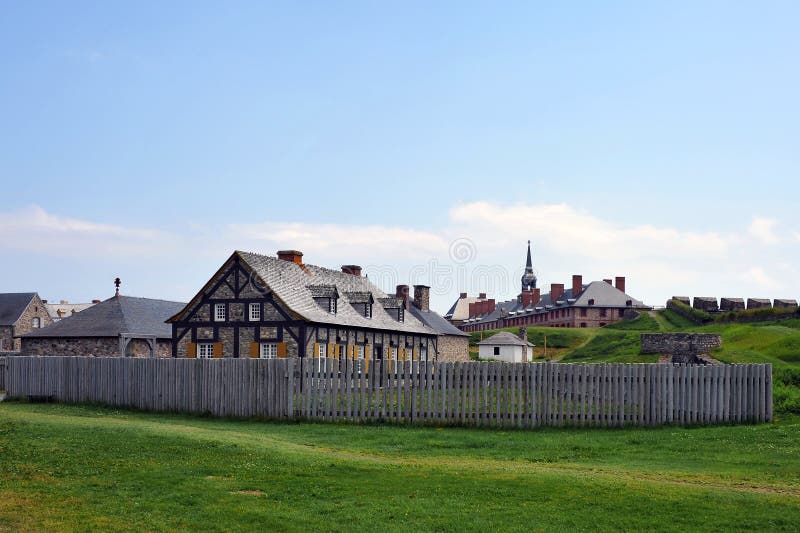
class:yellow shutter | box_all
[364,354,370,373]
[249,342,259,358]
[277,342,287,358]
[412,347,419,361]
[332,344,339,359]
[213,343,223,358]
[187,342,197,359]
[364,345,370,360]
[313,342,320,358]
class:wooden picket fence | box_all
[0,357,773,427]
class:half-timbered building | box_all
[166,250,439,367]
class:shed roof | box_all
[24,295,185,339]
[477,331,534,347]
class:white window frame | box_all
[214,304,226,322]
[329,298,336,314]
[365,304,372,319]
[318,343,327,358]
[249,303,261,321]
[198,343,215,358]
[420,347,427,361]
[357,346,365,359]
[32,317,41,329]
[260,342,277,359]
[389,347,398,361]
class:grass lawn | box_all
[1,402,799,531]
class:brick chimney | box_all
[396,285,410,310]
[277,250,303,265]
[459,292,467,299]
[522,290,534,307]
[550,283,564,302]
[479,292,487,299]
[486,299,496,314]
[92,299,101,304]
[413,285,430,312]
[603,279,612,285]
[469,301,478,317]
[342,264,362,276]
[572,275,583,298]
[615,276,626,293]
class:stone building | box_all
[0,293,53,352]
[452,242,650,332]
[477,331,534,363]
[167,250,445,366]
[45,300,100,321]
[405,285,470,362]
[22,294,185,357]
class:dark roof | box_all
[0,293,36,326]
[169,251,437,336]
[461,281,649,327]
[408,305,469,337]
[477,331,534,347]
[24,295,185,339]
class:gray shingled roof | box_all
[24,295,185,339]
[461,281,648,327]
[230,252,436,335]
[477,331,534,347]
[408,305,469,337]
[0,293,36,326]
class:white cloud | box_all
[0,205,177,257]
[747,217,780,245]
[1,203,796,312]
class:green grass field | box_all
[1,402,799,531]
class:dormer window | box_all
[345,291,375,319]
[365,303,372,318]
[378,297,404,322]
[308,285,340,315]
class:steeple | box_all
[521,241,537,292]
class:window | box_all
[599,308,607,317]
[389,347,398,361]
[249,303,260,321]
[32,317,41,328]
[329,298,337,314]
[198,343,215,358]
[618,309,625,318]
[420,347,428,361]
[580,322,587,328]
[214,304,226,322]
[493,346,500,356]
[580,308,587,317]
[260,343,277,358]
[364,303,372,318]
[318,343,327,358]
[357,345,365,359]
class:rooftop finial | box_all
[114,277,121,296]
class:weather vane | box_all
[114,277,121,296]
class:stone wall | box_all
[641,333,722,356]
[21,336,172,357]
[720,298,745,312]
[693,297,719,312]
[0,326,13,352]
[436,335,470,362]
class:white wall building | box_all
[477,331,534,363]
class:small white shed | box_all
[477,332,534,363]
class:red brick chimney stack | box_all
[551,283,565,302]
[603,279,613,285]
[277,250,304,265]
[459,292,467,299]
[396,285,410,310]
[486,299,496,314]
[479,292,487,299]
[615,277,626,293]
[341,264,362,276]
[532,288,541,306]
[572,275,583,297]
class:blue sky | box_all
[1,1,798,313]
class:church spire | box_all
[525,240,533,270]
[521,241,537,292]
